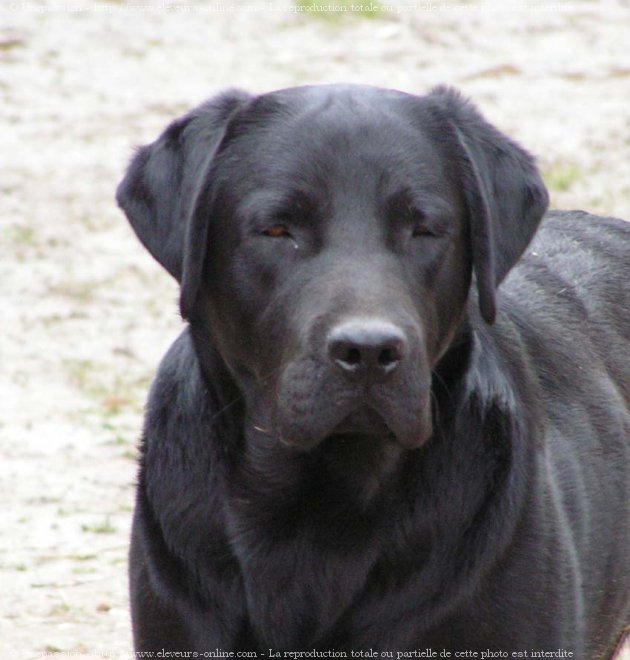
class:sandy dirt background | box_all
[1,0,629,658]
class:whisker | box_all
[210,395,245,423]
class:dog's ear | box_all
[427,87,549,324]
[116,89,252,315]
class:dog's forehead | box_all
[218,85,448,195]
[235,84,430,147]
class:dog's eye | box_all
[411,225,437,238]
[261,225,292,238]
[406,205,439,239]
[259,224,300,250]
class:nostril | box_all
[345,347,362,367]
[378,346,400,368]
[329,341,362,371]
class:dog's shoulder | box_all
[144,329,207,435]
[499,211,628,339]
[490,210,630,446]
[140,327,235,478]
[509,210,629,302]
[140,327,238,481]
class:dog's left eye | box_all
[261,225,292,238]
[406,205,441,239]
[411,225,437,238]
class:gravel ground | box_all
[1,1,629,658]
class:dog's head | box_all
[117,84,548,451]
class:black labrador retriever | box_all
[117,84,630,657]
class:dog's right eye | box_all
[261,225,292,238]
[259,224,300,251]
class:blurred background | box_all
[1,0,629,657]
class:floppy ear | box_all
[427,86,549,324]
[116,89,252,314]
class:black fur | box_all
[117,84,630,656]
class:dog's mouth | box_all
[272,361,433,451]
[328,406,395,440]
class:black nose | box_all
[327,320,406,382]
